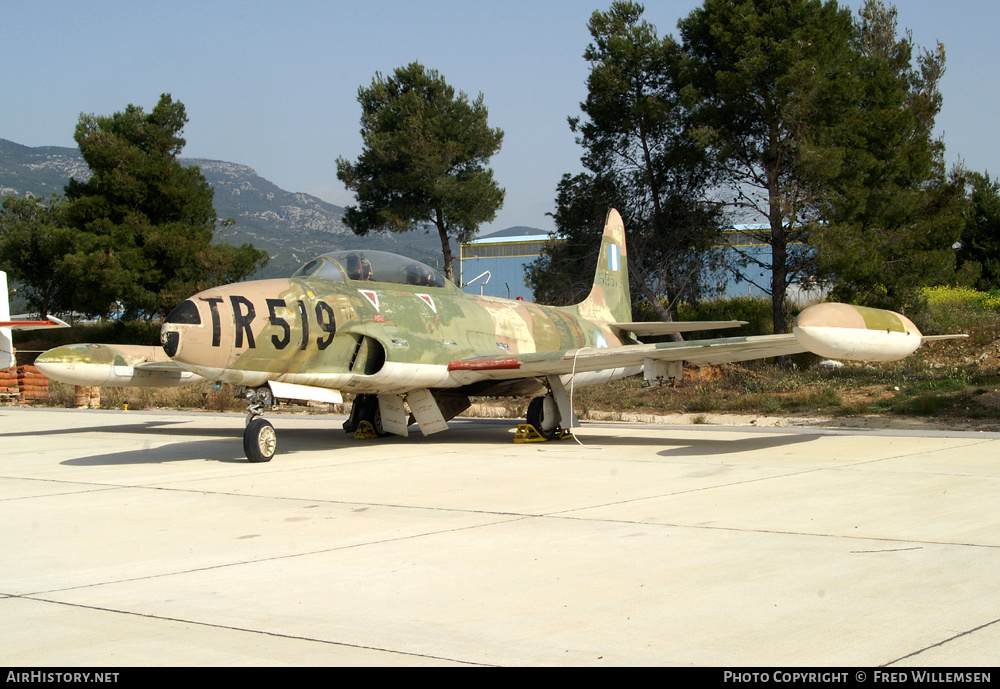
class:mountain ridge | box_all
[0,138,453,278]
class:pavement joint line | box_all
[2,515,535,598]
[8,463,999,550]
[543,513,1000,550]
[884,616,1000,667]
[0,595,491,667]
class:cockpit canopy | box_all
[292,250,447,288]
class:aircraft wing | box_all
[450,300,964,384]
[448,333,805,381]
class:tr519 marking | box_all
[209,297,337,350]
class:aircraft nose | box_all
[161,299,202,359]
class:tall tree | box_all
[679,0,858,332]
[811,0,965,310]
[336,63,505,283]
[956,171,1000,291]
[530,2,722,319]
[0,194,76,317]
[64,94,267,318]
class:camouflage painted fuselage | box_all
[161,261,635,397]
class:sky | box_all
[3,0,997,235]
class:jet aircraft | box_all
[35,210,957,462]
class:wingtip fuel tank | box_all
[34,343,204,387]
[793,303,923,362]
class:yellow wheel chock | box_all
[353,420,379,440]
[514,424,573,443]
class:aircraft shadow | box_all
[653,433,821,457]
[0,419,243,440]
[23,415,823,467]
[62,438,247,465]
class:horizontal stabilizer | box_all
[921,334,969,342]
[612,320,746,337]
[1,315,71,330]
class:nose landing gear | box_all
[244,417,276,463]
[239,385,277,462]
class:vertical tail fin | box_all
[576,209,632,324]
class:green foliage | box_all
[336,63,504,283]
[914,285,1000,335]
[531,2,722,316]
[956,171,1000,290]
[630,295,774,337]
[0,194,76,316]
[679,0,858,333]
[63,94,267,318]
[811,1,965,312]
[677,296,774,337]
[922,285,1000,312]
[528,173,624,306]
[13,319,162,351]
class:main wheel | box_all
[527,395,560,440]
[244,417,276,463]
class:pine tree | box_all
[65,94,267,318]
[336,63,504,283]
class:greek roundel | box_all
[607,244,620,272]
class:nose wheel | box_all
[239,385,277,462]
[244,417,276,463]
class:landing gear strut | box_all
[343,394,385,437]
[239,385,277,462]
[516,377,576,443]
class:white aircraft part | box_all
[275,362,453,394]
[0,326,11,370]
[406,388,448,436]
[793,325,922,362]
[560,366,642,389]
[377,394,409,437]
[267,380,343,405]
[34,344,205,387]
[50,363,202,387]
[1,271,11,369]
[644,358,683,386]
[546,375,578,429]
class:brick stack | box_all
[16,365,50,401]
[1,368,18,399]
[74,386,100,409]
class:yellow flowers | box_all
[922,286,1000,312]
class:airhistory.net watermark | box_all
[6,673,119,684]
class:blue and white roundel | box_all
[607,244,620,272]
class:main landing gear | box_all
[516,387,573,443]
[342,393,386,438]
[239,385,277,463]
[526,394,561,440]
